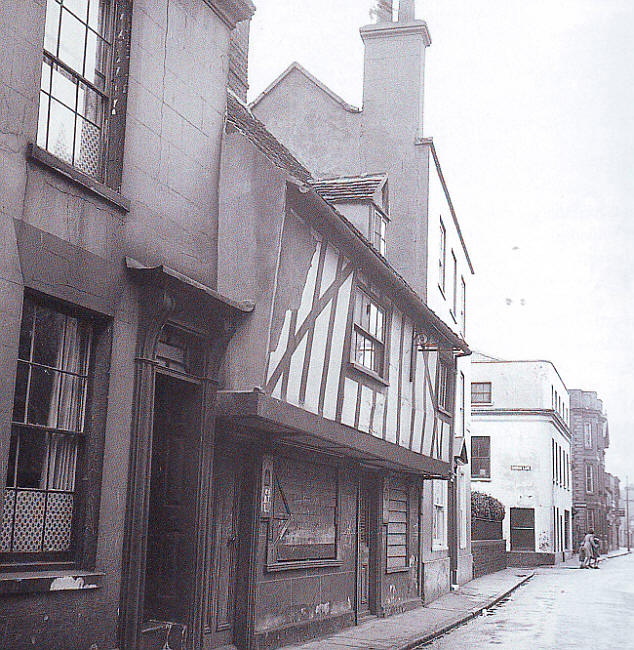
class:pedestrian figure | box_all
[590,533,601,569]
[580,530,595,568]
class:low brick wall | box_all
[507,551,555,567]
[472,540,507,579]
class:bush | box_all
[471,491,505,521]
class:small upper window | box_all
[351,290,386,377]
[371,208,388,257]
[38,0,113,180]
[471,382,492,404]
[585,464,594,493]
[451,250,458,317]
[471,436,490,479]
[439,219,446,293]
[460,276,466,336]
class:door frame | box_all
[356,470,378,622]
[118,276,247,650]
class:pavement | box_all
[420,548,634,649]
[278,568,534,650]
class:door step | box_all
[141,620,187,650]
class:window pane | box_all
[12,361,29,424]
[44,0,62,54]
[84,31,109,89]
[51,63,77,111]
[88,0,109,35]
[45,433,78,490]
[32,305,66,368]
[77,81,102,124]
[48,99,76,164]
[63,0,89,22]
[14,430,48,489]
[27,366,57,427]
[37,93,51,150]
[58,8,87,72]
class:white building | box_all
[470,357,573,565]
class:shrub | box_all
[471,491,505,521]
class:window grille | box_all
[37,0,112,181]
[1,297,92,558]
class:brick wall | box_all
[472,540,507,579]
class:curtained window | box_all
[1,297,92,558]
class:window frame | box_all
[586,464,594,493]
[450,250,458,320]
[431,479,448,550]
[438,219,446,294]
[350,287,388,381]
[471,381,492,405]
[435,360,453,415]
[370,206,389,257]
[1,292,109,571]
[471,435,491,480]
[266,456,343,571]
[460,275,466,336]
[36,0,132,191]
[584,422,593,449]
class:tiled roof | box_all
[310,173,387,204]
[225,90,312,183]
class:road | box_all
[420,553,634,649]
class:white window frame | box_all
[471,382,492,404]
[584,422,592,448]
[432,479,448,550]
[439,219,446,294]
[450,250,458,318]
[370,206,388,257]
[586,464,594,493]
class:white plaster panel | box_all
[303,302,332,414]
[297,243,321,327]
[341,377,359,428]
[319,245,340,298]
[286,332,307,407]
[358,384,373,433]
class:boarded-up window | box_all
[272,458,337,562]
[386,483,408,570]
[510,507,535,551]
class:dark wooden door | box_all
[144,375,200,627]
[206,452,241,648]
[357,481,371,619]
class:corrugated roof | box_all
[225,90,312,183]
[310,173,387,204]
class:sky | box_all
[248,1,634,482]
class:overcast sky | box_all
[248,1,634,483]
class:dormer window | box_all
[371,207,388,256]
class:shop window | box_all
[432,479,447,549]
[1,296,92,559]
[386,481,409,570]
[351,290,386,377]
[510,507,535,551]
[270,458,338,564]
[471,382,491,404]
[471,436,490,479]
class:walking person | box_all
[580,530,595,568]
[590,533,601,569]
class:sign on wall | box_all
[510,465,532,471]
[260,456,274,517]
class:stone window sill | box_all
[0,568,104,596]
[27,143,130,213]
[266,559,342,573]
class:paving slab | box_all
[278,568,533,650]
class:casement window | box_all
[351,290,386,377]
[371,207,388,256]
[471,436,490,479]
[460,276,466,336]
[439,219,446,293]
[451,250,458,318]
[510,507,535,551]
[386,482,409,570]
[1,297,93,560]
[584,422,592,448]
[471,381,491,404]
[586,464,594,493]
[432,479,447,549]
[436,362,452,412]
[270,458,338,564]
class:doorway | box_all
[144,373,202,637]
[356,477,372,622]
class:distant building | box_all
[471,358,573,565]
[604,472,622,551]
[568,390,611,552]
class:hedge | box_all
[471,491,505,521]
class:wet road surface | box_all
[419,553,634,649]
